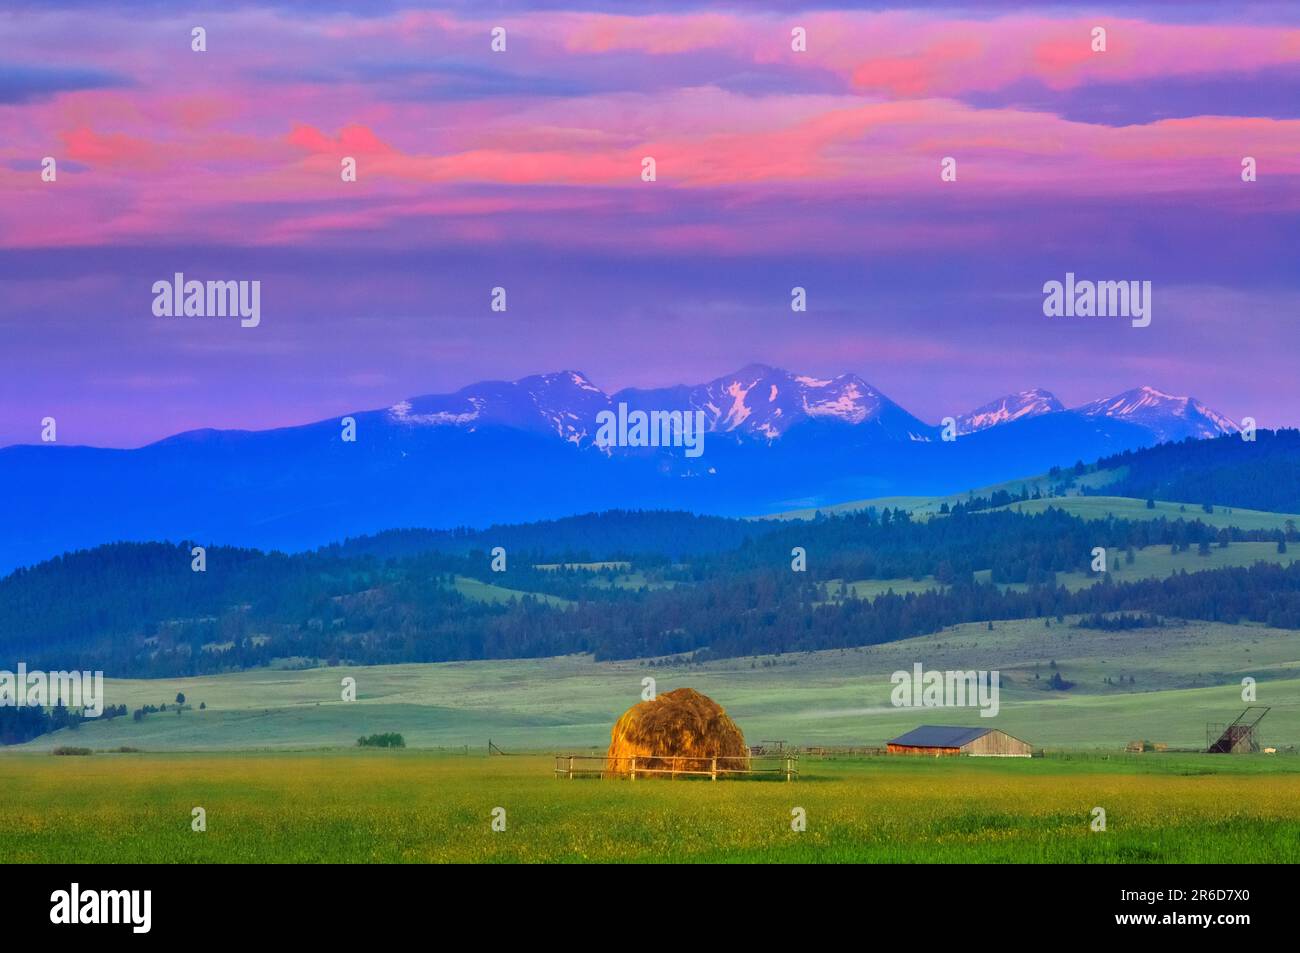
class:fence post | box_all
[630,757,636,781]
[568,755,574,780]
[711,757,717,781]
[786,757,792,782]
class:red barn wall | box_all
[887,744,961,756]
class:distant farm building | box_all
[887,725,1033,758]
[1207,706,1270,754]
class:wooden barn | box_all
[887,725,1033,758]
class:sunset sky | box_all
[2,1,1298,447]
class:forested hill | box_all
[320,431,1300,566]
[1087,428,1300,513]
[316,510,767,562]
[3,503,1297,678]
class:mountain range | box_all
[0,364,1240,573]
[371,365,1236,446]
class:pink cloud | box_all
[563,13,737,55]
[3,7,1299,253]
[61,127,158,167]
[542,11,1300,98]
[286,123,398,156]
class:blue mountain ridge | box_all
[0,366,1235,572]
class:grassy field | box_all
[824,541,1296,601]
[11,616,1299,753]
[768,485,1300,533]
[9,606,1298,864]
[452,575,570,606]
[534,561,630,572]
[2,750,1298,863]
[989,496,1300,532]
[763,468,1124,520]
[1036,541,1296,590]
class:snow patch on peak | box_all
[794,375,834,388]
[803,381,871,424]
[721,381,754,430]
[388,397,483,427]
[1138,385,1174,398]
[565,371,602,393]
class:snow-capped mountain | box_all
[0,366,1243,572]
[956,389,1065,435]
[1070,386,1240,443]
[383,370,1237,447]
[385,364,934,446]
[387,371,609,446]
[614,364,932,441]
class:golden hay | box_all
[605,687,749,778]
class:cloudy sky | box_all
[2,1,1298,447]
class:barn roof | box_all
[888,725,994,748]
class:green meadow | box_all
[8,502,1297,863]
[8,595,1299,865]
[824,541,1298,601]
[2,750,1298,863]
[768,484,1300,534]
[762,468,1123,520]
[452,575,570,606]
[989,496,1300,532]
[11,616,1299,753]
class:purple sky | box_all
[2,1,1299,447]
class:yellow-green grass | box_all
[821,541,1294,602]
[760,460,1300,535]
[2,750,1298,863]
[1002,541,1296,593]
[761,469,1124,521]
[820,577,943,601]
[453,575,569,607]
[12,618,1300,753]
[589,571,678,591]
[534,561,631,572]
[760,495,937,521]
[990,496,1300,532]
[468,564,672,593]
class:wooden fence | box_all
[555,753,797,781]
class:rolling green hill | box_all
[769,490,1300,532]
[453,575,570,607]
[767,430,1300,522]
[823,541,1297,600]
[12,617,1297,753]
[989,496,1300,532]
[761,469,1123,521]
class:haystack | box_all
[605,688,749,778]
